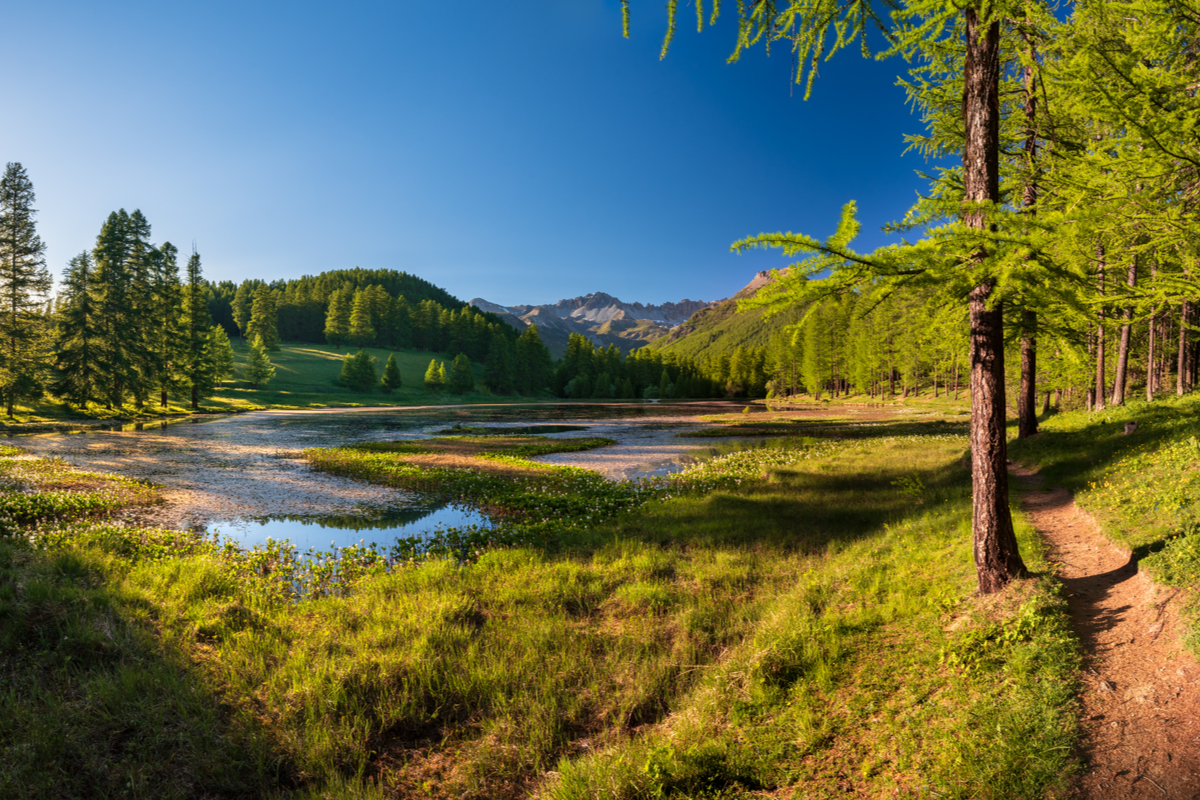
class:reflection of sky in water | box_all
[209,504,490,551]
[17,401,763,544]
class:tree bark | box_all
[1111,256,1136,405]
[1178,301,1190,396]
[1094,244,1106,412]
[964,8,1026,594]
[1147,306,1157,401]
[1018,310,1037,438]
[1016,27,1039,440]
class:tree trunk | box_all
[191,384,199,411]
[964,8,1026,594]
[1147,306,1157,401]
[1018,310,1037,438]
[1094,244,1106,412]
[1042,390,1050,414]
[1178,301,1190,396]
[1016,28,1038,440]
[1111,256,1136,405]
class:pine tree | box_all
[348,289,375,347]
[424,358,445,391]
[0,163,51,417]
[325,288,352,348]
[245,334,275,389]
[246,285,279,351]
[208,325,235,385]
[448,353,474,394]
[232,282,253,338]
[53,251,101,406]
[339,350,377,392]
[124,210,154,407]
[91,210,134,408]
[146,243,184,407]
[181,249,214,409]
[380,353,402,393]
[483,332,514,394]
[514,324,552,394]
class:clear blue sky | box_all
[4,1,933,307]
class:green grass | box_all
[0,342,541,430]
[1010,393,1200,651]
[0,415,1081,798]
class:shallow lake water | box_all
[15,401,758,550]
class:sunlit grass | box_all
[1011,393,1200,652]
[0,416,1080,798]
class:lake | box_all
[15,402,760,550]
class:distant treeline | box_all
[553,288,976,401]
[206,268,517,363]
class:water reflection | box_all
[209,503,490,550]
[15,401,761,544]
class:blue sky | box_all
[4,1,933,307]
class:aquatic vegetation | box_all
[1,416,1077,799]
[0,449,157,528]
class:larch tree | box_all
[625,0,1035,592]
[0,163,51,417]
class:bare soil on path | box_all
[1013,465,1200,799]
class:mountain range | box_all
[469,293,714,357]
[471,271,792,360]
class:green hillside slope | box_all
[650,271,806,359]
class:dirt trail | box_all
[1013,466,1200,799]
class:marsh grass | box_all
[1,419,1079,799]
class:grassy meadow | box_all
[0,411,1086,799]
[0,341,514,431]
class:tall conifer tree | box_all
[324,288,352,348]
[0,163,50,417]
[348,289,375,347]
[92,210,135,408]
[181,249,214,409]
[53,251,100,406]
[146,243,184,407]
[246,285,279,351]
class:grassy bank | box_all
[0,342,539,431]
[1,419,1079,798]
[1011,393,1200,651]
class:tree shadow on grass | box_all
[1009,399,1200,492]
[626,457,968,554]
[0,538,288,800]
